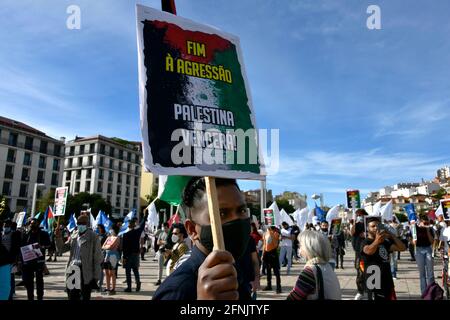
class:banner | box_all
[404,203,417,222]
[330,218,342,236]
[16,211,26,228]
[263,208,275,226]
[136,5,264,180]
[20,243,43,263]
[346,190,361,209]
[441,199,450,220]
[54,187,68,217]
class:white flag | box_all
[280,209,293,226]
[369,201,382,216]
[326,205,340,224]
[307,208,315,224]
[268,202,281,226]
[380,200,393,221]
[435,203,443,217]
[298,207,309,231]
[89,210,96,230]
[146,200,159,230]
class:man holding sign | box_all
[153,177,253,300]
[20,218,51,300]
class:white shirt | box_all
[280,228,293,247]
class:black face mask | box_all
[321,228,328,233]
[196,218,251,260]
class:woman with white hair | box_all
[287,230,341,300]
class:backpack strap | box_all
[314,264,325,300]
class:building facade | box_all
[62,136,142,218]
[0,116,64,213]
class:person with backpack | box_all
[287,230,341,300]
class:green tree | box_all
[432,188,447,201]
[275,199,295,213]
[65,192,112,221]
[36,190,56,214]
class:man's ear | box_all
[185,219,199,241]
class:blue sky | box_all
[1,0,450,209]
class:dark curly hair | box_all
[181,177,240,220]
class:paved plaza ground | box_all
[12,244,446,300]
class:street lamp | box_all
[31,183,46,218]
[311,193,324,208]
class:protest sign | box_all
[16,211,26,228]
[441,199,450,220]
[54,187,68,217]
[20,243,43,263]
[136,4,264,180]
[264,209,275,226]
[346,190,361,209]
[330,218,342,236]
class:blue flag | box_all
[68,213,77,232]
[315,204,326,222]
[40,207,49,231]
[101,211,113,233]
[404,203,417,221]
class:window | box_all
[86,169,92,179]
[109,147,115,157]
[127,152,131,162]
[85,181,91,192]
[70,146,75,156]
[100,144,105,155]
[97,182,103,193]
[8,133,18,147]
[126,175,131,185]
[119,150,123,160]
[68,158,73,168]
[107,183,112,194]
[53,144,61,157]
[99,156,104,167]
[126,187,130,197]
[39,156,46,169]
[134,188,138,198]
[108,171,113,181]
[76,170,81,179]
[88,156,93,166]
[132,199,137,209]
[40,140,48,154]
[5,165,14,179]
[66,172,71,181]
[118,174,122,183]
[117,185,121,195]
[77,157,82,167]
[115,198,121,207]
[89,143,95,154]
[7,149,16,163]
[134,178,139,187]
[23,153,32,166]
[51,173,58,186]
[135,166,140,175]
[16,199,28,210]
[107,195,111,204]
[37,170,45,183]
[65,182,70,189]
[118,161,122,171]
[53,159,60,171]
[79,145,85,155]
[19,184,28,198]
[99,169,104,180]
[21,168,30,181]
[126,164,130,173]
[25,136,33,150]
[2,181,12,196]
[125,198,129,208]
[75,182,80,193]
[109,159,114,169]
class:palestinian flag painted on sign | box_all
[136,5,264,180]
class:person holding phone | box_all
[350,209,368,300]
[361,216,406,300]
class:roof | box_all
[67,135,142,152]
[0,115,47,137]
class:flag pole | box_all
[205,177,225,250]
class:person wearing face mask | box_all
[1,220,21,300]
[63,215,102,300]
[164,225,189,275]
[153,177,253,300]
[101,225,121,295]
[20,218,51,300]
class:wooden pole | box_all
[205,177,225,250]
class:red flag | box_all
[47,206,54,219]
[167,213,180,228]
